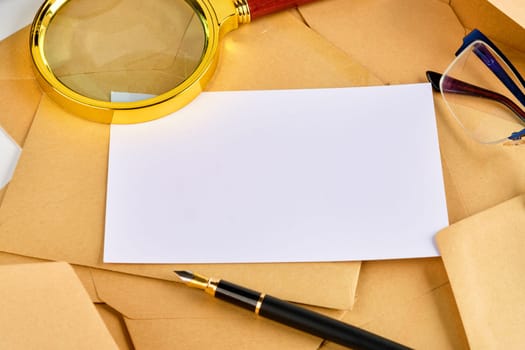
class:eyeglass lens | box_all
[440,42,525,143]
[43,0,206,102]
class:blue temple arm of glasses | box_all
[509,128,525,141]
[457,29,525,105]
[426,71,525,123]
[473,42,525,106]
[457,29,525,87]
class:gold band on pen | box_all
[205,278,220,296]
[255,293,266,315]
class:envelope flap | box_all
[90,267,344,350]
[124,317,323,350]
[436,194,525,348]
[91,268,346,320]
[206,11,383,91]
[91,268,236,320]
[0,262,118,350]
[299,0,465,84]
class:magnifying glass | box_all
[30,0,318,124]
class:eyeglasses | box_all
[426,29,525,145]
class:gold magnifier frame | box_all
[30,0,250,124]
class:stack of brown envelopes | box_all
[0,0,524,348]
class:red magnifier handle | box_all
[247,0,318,19]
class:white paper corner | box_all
[0,126,21,190]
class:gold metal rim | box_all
[29,0,225,124]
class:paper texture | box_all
[0,12,366,310]
[0,262,118,350]
[436,195,525,349]
[106,84,448,263]
[0,126,20,189]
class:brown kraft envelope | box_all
[0,261,118,350]
[436,194,525,349]
[0,11,382,310]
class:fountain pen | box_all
[174,271,411,350]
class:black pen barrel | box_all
[214,280,411,350]
[215,280,261,311]
[259,295,411,350]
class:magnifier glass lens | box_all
[44,0,206,102]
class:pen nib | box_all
[174,270,195,283]
[173,270,214,292]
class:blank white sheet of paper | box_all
[0,0,43,41]
[105,83,448,263]
[0,126,21,190]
